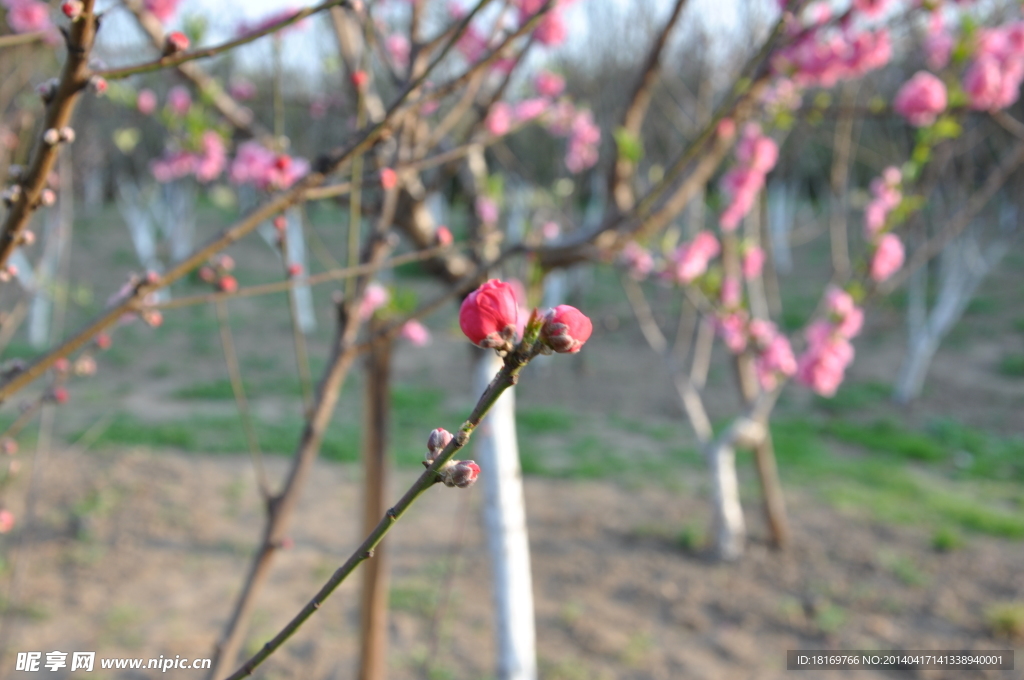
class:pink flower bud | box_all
[199,266,216,282]
[166,30,189,53]
[541,305,593,354]
[90,77,108,96]
[351,70,368,89]
[436,225,453,246]
[273,215,287,231]
[167,86,191,115]
[61,0,83,19]
[50,386,69,404]
[870,233,905,282]
[218,275,238,293]
[442,460,480,488]
[426,427,453,461]
[19,230,33,246]
[401,320,431,347]
[1,437,18,456]
[742,246,765,279]
[43,128,60,146]
[380,167,397,190]
[358,282,390,321]
[36,78,59,102]
[137,88,157,115]
[287,263,303,278]
[0,509,14,534]
[40,189,56,207]
[893,71,947,127]
[94,333,112,350]
[459,279,519,349]
[53,357,70,374]
[217,254,235,271]
[74,355,97,377]
[59,127,75,143]
[143,310,163,328]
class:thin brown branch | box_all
[0,0,98,274]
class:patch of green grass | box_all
[883,553,929,587]
[997,354,1024,377]
[815,604,847,634]
[518,407,576,435]
[985,603,1024,640]
[389,584,436,618]
[931,526,964,552]
[812,380,891,414]
[75,413,359,462]
[772,417,1024,539]
[173,376,305,400]
[822,419,947,462]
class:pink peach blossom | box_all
[870,233,905,282]
[893,71,947,127]
[358,283,390,321]
[400,320,431,347]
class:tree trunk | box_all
[708,439,745,561]
[473,350,537,680]
[359,321,392,680]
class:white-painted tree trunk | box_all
[707,440,745,561]
[893,208,1016,403]
[473,350,537,680]
[767,181,795,274]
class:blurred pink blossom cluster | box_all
[386,33,411,70]
[535,70,565,97]
[228,142,309,191]
[749,319,797,390]
[358,283,390,321]
[151,131,227,183]
[863,165,901,238]
[515,0,574,47]
[772,28,891,88]
[870,233,905,283]
[2,0,52,34]
[925,13,954,71]
[619,241,654,280]
[796,287,862,396]
[543,101,600,172]
[963,22,1024,111]
[719,124,778,232]
[717,310,749,354]
[669,231,720,283]
[761,77,802,115]
[167,85,192,115]
[893,71,947,127]
[474,196,499,224]
[400,320,431,347]
[144,0,180,23]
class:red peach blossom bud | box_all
[43,128,60,145]
[94,333,112,350]
[166,31,189,53]
[717,118,736,140]
[61,0,83,19]
[74,355,97,377]
[199,266,216,282]
[40,189,56,206]
[143,310,163,327]
[273,215,287,231]
[50,386,69,404]
[218,275,238,293]
[20,230,35,246]
[287,263,303,278]
[458,279,519,350]
[217,254,235,271]
[380,167,397,190]
[90,77,107,96]
[145,270,160,285]
[351,70,368,89]
[0,509,14,534]
[436,225,453,246]
[0,265,17,282]
[274,155,291,172]
[53,357,70,374]
[280,536,294,549]
[541,305,593,354]
[442,460,480,488]
[426,427,453,462]
[59,127,75,143]
[1,437,17,456]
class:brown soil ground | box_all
[1,447,1021,680]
